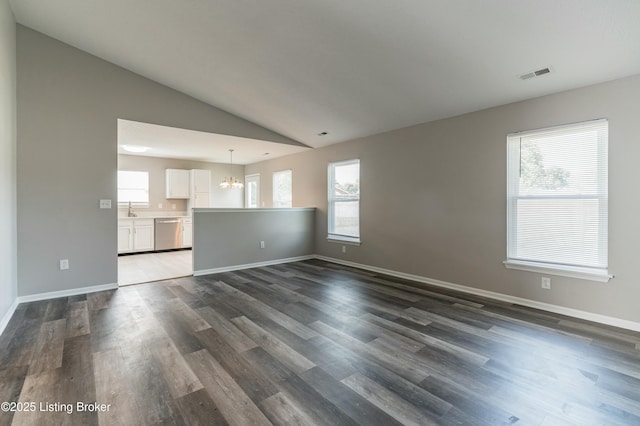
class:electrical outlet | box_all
[99,199,111,209]
[172,204,176,210]
[260,241,265,249]
[158,203,163,209]
[342,246,346,253]
[541,277,551,289]
[60,259,69,270]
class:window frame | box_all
[245,174,260,208]
[272,169,292,208]
[504,119,611,282]
[117,170,150,207]
[327,159,361,244]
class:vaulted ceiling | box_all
[10,0,640,148]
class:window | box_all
[328,159,360,243]
[245,174,260,208]
[273,170,292,208]
[505,119,609,281]
[117,170,149,207]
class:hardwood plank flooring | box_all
[1,259,640,425]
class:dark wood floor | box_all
[1,260,640,425]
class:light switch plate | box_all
[99,199,112,209]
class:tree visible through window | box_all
[506,119,609,280]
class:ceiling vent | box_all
[519,67,551,80]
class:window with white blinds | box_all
[505,119,610,281]
[117,170,149,207]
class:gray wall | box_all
[246,74,640,324]
[193,208,315,273]
[118,154,245,212]
[17,26,300,297]
[0,0,17,324]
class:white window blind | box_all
[506,119,609,280]
[118,170,149,206]
[273,170,292,208]
[328,159,360,242]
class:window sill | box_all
[327,235,361,246]
[503,260,612,283]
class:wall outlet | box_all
[541,277,551,289]
[59,259,69,270]
[260,241,265,249]
[172,204,176,210]
[158,203,163,209]
[342,246,346,253]
[99,199,111,209]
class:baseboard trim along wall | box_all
[4,256,639,336]
[0,298,19,338]
[16,282,119,304]
[315,255,640,333]
[193,255,316,276]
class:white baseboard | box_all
[193,255,315,276]
[17,282,119,304]
[4,255,638,336]
[0,298,19,338]
[315,255,640,333]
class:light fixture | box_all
[122,144,150,153]
[220,149,243,189]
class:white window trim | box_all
[245,173,260,208]
[117,170,150,208]
[327,235,362,245]
[328,159,361,243]
[273,169,292,208]
[504,118,610,281]
[504,260,612,282]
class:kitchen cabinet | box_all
[118,218,155,253]
[166,169,190,199]
[182,217,193,248]
[191,169,211,193]
[188,169,211,210]
[118,220,133,253]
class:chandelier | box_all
[220,149,243,189]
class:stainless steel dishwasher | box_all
[155,218,183,250]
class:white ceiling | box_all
[10,0,640,148]
[117,119,310,165]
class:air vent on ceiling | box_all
[519,67,552,80]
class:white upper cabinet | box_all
[191,169,211,194]
[166,169,190,199]
[189,169,211,209]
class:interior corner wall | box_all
[245,74,640,325]
[16,25,299,297]
[0,0,17,327]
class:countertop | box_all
[118,210,191,219]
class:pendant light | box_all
[220,149,243,189]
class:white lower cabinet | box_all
[182,217,193,248]
[118,218,155,253]
[118,221,133,253]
